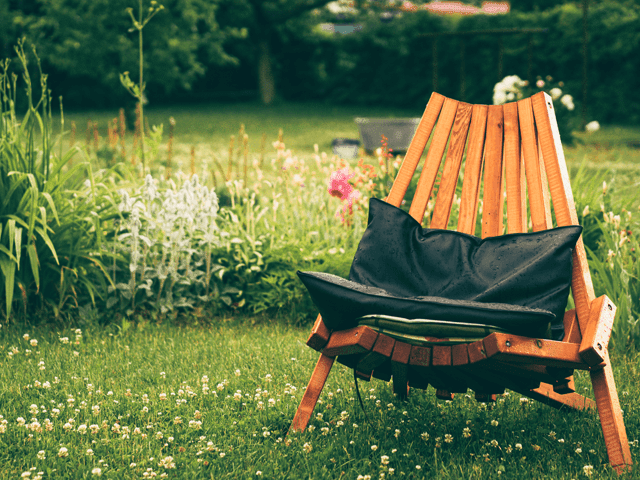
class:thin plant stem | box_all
[138,0,146,173]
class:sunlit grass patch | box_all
[0,323,637,479]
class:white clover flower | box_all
[58,447,69,458]
[91,467,102,476]
[37,450,46,460]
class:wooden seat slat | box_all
[517,97,552,232]
[387,93,445,207]
[457,104,488,235]
[452,343,470,366]
[430,102,473,229]
[481,105,505,238]
[407,346,433,389]
[322,326,378,357]
[503,102,527,234]
[356,334,396,373]
[408,97,459,222]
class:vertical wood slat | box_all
[590,355,633,473]
[481,105,505,238]
[518,97,552,232]
[408,98,459,222]
[457,104,488,235]
[430,103,473,229]
[531,92,596,334]
[503,102,526,233]
[538,141,554,226]
[387,92,445,208]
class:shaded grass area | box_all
[63,101,423,155]
[0,322,637,479]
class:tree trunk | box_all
[258,39,276,105]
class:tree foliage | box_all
[3,0,245,107]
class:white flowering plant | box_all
[493,75,578,144]
[108,174,242,317]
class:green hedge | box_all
[276,2,640,124]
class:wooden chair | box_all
[289,92,632,474]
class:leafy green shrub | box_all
[0,43,117,323]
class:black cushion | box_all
[297,271,556,338]
[298,198,582,340]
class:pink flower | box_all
[536,79,545,88]
[328,167,354,200]
[337,189,362,223]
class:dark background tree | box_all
[215,0,339,105]
[2,0,245,108]
[1,0,638,124]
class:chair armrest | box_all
[306,315,331,351]
[579,295,616,366]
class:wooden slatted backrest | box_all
[386,91,596,343]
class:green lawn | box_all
[0,322,638,479]
[6,101,639,479]
[64,101,423,155]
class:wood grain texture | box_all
[590,353,633,473]
[481,105,505,238]
[482,333,588,369]
[531,92,595,335]
[562,309,582,345]
[431,102,473,229]
[580,295,616,366]
[357,334,396,374]
[409,97,459,222]
[517,97,552,232]
[306,315,331,351]
[503,102,527,233]
[387,93,445,208]
[289,354,334,433]
[457,104,488,234]
[322,326,378,357]
[408,345,433,390]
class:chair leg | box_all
[288,354,335,434]
[590,360,633,474]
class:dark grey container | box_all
[355,117,420,153]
